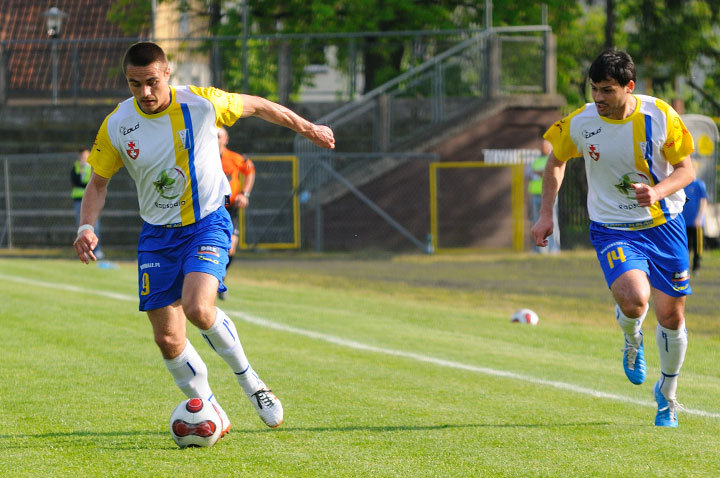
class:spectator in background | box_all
[217,127,255,300]
[681,171,707,275]
[528,139,560,253]
[71,148,103,259]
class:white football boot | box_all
[248,382,283,428]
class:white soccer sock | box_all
[201,307,262,395]
[656,324,687,401]
[615,303,648,347]
[164,339,215,402]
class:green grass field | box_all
[1,250,719,477]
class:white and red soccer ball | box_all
[510,308,539,325]
[169,398,222,448]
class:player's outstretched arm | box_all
[73,173,109,264]
[240,95,335,150]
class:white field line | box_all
[3,272,719,420]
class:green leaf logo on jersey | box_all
[614,172,649,199]
[153,167,187,200]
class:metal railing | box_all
[293,25,553,192]
[0,28,525,105]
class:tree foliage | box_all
[106,0,720,115]
[617,0,720,114]
[107,0,152,36]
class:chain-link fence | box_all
[12,149,679,253]
[0,27,550,105]
[296,153,436,252]
[0,152,432,253]
[0,152,140,250]
[239,156,300,249]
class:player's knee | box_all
[617,298,648,318]
[657,309,685,330]
[154,333,186,358]
[182,301,215,328]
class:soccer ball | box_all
[169,398,222,448]
[510,308,539,325]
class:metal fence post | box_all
[3,158,12,248]
[0,45,7,105]
[488,33,500,98]
[71,43,79,104]
[544,32,556,95]
[51,39,58,105]
[377,93,390,152]
[348,38,357,100]
[314,192,323,252]
[432,61,443,123]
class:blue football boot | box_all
[622,332,646,385]
[654,380,679,427]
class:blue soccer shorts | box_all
[589,215,691,297]
[137,207,232,311]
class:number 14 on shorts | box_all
[607,246,627,269]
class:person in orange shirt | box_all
[218,126,255,299]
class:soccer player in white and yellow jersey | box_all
[531,49,694,427]
[72,42,335,434]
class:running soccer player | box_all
[73,42,335,433]
[531,49,695,427]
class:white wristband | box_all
[77,224,94,235]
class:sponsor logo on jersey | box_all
[672,270,689,282]
[587,143,600,161]
[124,139,140,160]
[583,127,602,139]
[152,167,187,199]
[198,245,220,256]
[120,123,140,135]
[177,129,193,151]
[196,254,220,265]
[154,200,186,209]
[614,172,649,198]
[638,141,651,158]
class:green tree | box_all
[107,0,152,36]
[618,0,720,114]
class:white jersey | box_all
[88,85,245,226]
[545,94,694,230]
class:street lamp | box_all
[43,7,67,104]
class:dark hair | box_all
[588,49,636,86]
[122,42,168,74]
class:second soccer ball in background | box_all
[510,308,539,325]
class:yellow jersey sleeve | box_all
[543,105,586,162]
[656,99,694,164]
[88,110,124,179]
[189,85,245,128]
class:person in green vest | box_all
[71,148,103,259]
[528,140,560,253]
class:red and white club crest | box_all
[587,143,600,161]
[125,139,140,160]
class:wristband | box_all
[242,191,251,198]
[77,224,94,235]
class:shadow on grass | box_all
[226,421,615,434]
[0,421,614,448]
